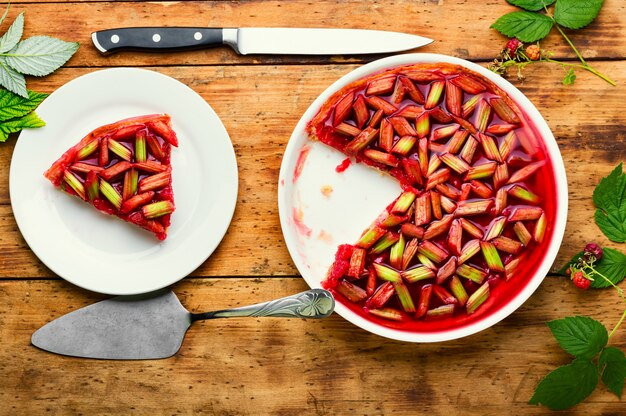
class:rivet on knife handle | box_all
[91,27,225,55]
[190,289,335,320]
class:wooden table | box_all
[1,0,624,414]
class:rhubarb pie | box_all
[44,114,178,240]
[306,62,557,329]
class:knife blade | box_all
[91,27,433,56]
[31,289,334,360]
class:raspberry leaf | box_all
[0,12,23,53]
[589,248,626,288]
[0,57,26,97]
[528,358,598,410]
[491,11,554,42]
[506,0,556,12]
[563,68,576,85]
[4,36,79,77]
[0,111,44,142]
[546,316,608,359]
[554,0,604,30]
[599,347,626,397]
[0,89,47,121]
[558,251,583,275]
[559,248,626,289]
[593,163,626,242]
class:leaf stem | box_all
[542,57,616,86]
[553,23,587,65]
[495,56,617,86]
[581,263,625,301]
[579,258,626,339]
[609,308,626,339]
[550,22,616,86]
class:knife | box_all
[31,288,334,360]
[91,27,433,55]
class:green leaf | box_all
[4,36,79,77]
[558,249,626,288]
[0,57,26,97]
[546,316,608,359]
[506,0,556,12]
[529,358,598,410]
[563,68,576,85]
[558,250,584,275]
[590,248,626,288]
[599,347,626,397]
[491,11,554,43]
[593,163,626,242]
[0,89,47,121]
[554,0,604,30]
[0,12,23,54]
[0,111,45,142]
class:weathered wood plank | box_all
[5,0,626,66]
[0,62,623,278]
[0,278,624,415]
[1,1,623,414]
[3,60,623,166]
[5,61,624,165]
[0,147,622,278]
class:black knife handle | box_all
[92,27,224,55]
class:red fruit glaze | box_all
[44,114,178,240]
[336,157,352,173]
[307,63,558,333]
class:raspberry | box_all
[584,243,603,261]
[505,38,523,55]
[572,271,591,290]
[526,45,541,61]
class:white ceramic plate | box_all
[278,53,568,342]
[10,68,238,295]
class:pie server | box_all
[31,288,334,360]
[91,27,433,55]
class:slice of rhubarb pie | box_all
[306,63,557,329]
[44,114,178,240]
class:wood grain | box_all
[0,278,624,415]
[3,0,625,66]
[0,63,623,278]
[0,146,623,279]
[1,0,625,414]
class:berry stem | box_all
[490,54,616,87]
[543,57,617,87]
[492,5,617,86]
[576,255,626,339]
[609,308,626,339]
[541,5,588,65]
[583,263,625,301]
[553,23,587,65]
[551,21,616,86]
